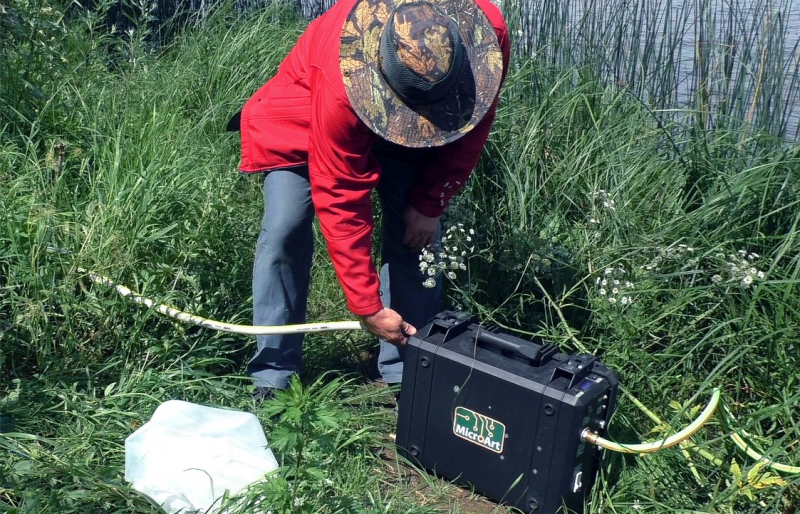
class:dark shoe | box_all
[252,386,276,402]
[386,383,401,401]
[390,387,401,419]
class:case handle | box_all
[476,329,556,366]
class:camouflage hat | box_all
[340,0,503,148]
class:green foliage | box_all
[2,1,800,513]
[231,375,389,513]
[1,0,70,132]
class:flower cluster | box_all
[595,265,635,305]
[450,282,479,312]
[520,241,571,275]
[711,250,765,288]
[641,243,696,272]
[585,190,618,243]
[587,190,617,224]
[590,190,616,210]
[419,223,474,288]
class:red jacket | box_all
[239,0,510,316]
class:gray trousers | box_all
[248,156,442,389]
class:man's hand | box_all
[361,308,416,346]
[403,206,438,252]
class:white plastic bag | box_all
[125,400,279,513]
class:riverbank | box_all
[2,1,799,512]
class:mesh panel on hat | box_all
[378,2,465,105]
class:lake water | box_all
[503,0,800,139]
[670,0,800,138]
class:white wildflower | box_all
[742,275,753,286]
[757,271,764,279]
[599,289,607,296]
[446,272,457,280]
[608,297,617,303]
[423,277,436,288]
[711,275,722,283]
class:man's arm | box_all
[307,67,416,345]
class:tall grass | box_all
[2,0,800,512]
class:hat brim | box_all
[340,0,503,148]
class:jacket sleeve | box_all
[307,66,384,316]
[409,14,512,218]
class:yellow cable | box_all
[730,433,800,474]
[725,406,800,474]
[79,268,365,335]
[76,262,800,471]
[583,389,721,454]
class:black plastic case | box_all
[395,311,618,514]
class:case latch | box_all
[550,354,596,388]
[420,310,474,343]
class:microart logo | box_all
[453,406,505,453]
